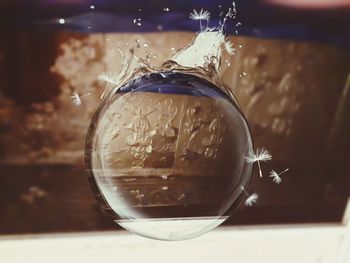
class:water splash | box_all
[98,6,238,104]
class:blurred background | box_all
[0,0,350,236]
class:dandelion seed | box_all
[189,9,210,32]
[71,91,91,106]
[245,193,259,207]
[189,8,211,21]
[240,186,259,207]
[98,72,118,85]
[71,91,82,106]
[245,148,272,178]
[269,168,289,184]
[224,40,235,55]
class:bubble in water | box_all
[85,71,253,241]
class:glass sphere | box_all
[85,72,253,241]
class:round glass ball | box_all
[85,72,253,241]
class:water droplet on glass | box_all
[58,18,65,24]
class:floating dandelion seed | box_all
[245,193,259,207]
[70,91,91,106]
[71,91,82,106]
[245,148,272,178]
[190,9,210,32]
[224,40,235,55]
[98,72,119,99]
[189,8,211,21]
[240,186,259,207]
[269,168,289,184]
[98,72,118,85]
